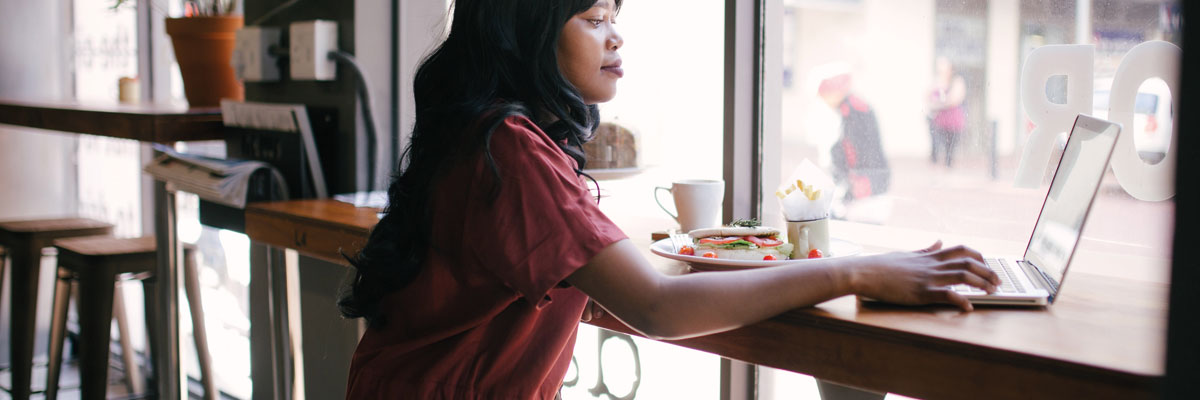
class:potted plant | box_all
[118,0,244,107]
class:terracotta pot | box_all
[165,16,244,107]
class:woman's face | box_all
[557,0,624,104]
[936,57,953,80]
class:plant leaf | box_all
[729,218,762,228]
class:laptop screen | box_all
[1024,115,1121,287]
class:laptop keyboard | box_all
[952,258,1027,295]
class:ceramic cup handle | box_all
[794,225,811,259]
[654,186,677,220]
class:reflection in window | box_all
[762,0,1178,397]
[768,0,1176,251]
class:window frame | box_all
[721,0,768,398]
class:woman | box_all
[927,56,967,167]
[340,1,999,398]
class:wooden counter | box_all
[0,98,224,143]
[243,199,1166,400]
[245,199,377,266]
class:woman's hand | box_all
[848,240,1001,311]
[580,299,606,322]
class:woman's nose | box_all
[608,30,623,51]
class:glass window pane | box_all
[73,0,142,237]
[562,324,721,400]
[568,1,726,399]
[767,0,1177,265]
[763,2,1180,394]
[590,0,725,226]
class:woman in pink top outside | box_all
[340,1,1000,398]
[928,56,968,167]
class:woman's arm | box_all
[944,75,967,107]
[566,239,998,340]
[928,76,967,111]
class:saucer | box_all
[649,238,863,272]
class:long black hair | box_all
[339,0,621,326]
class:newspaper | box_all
[143,146,286,209]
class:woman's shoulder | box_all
[490,115,557,149]
[487,114,574,167]
[493,114,542,137]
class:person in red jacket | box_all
[818,72,892,215]
[340,1,998,398]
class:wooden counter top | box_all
[245,199,379,266]
[0,98,225,143]
[242,198,1166,400]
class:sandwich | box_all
[685,225,794,261]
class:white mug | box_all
[787,217,831,259]
[654,179,724,232]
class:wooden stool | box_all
[0,218,113,400]
[45,236,216,400]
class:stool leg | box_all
[75,265,118,400]
[113,281,145,395]
[142,277,159,390]
[8,244,41,400]
[184,248,218,400]
[1,246,6,336]
[46,269,74,400]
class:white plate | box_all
[650,238,863,272]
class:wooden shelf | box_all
[0,98,225,143]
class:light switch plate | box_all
[289,20,338,81]
[233,26,282,82]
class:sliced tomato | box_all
[698,236,743,245]
[702,251,718,258]
[743,235,785,247]
[808,248,823,259]
[679,245,695,256]
[762,254,777,261]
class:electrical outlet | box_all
[233,26,282,82]
[289,20,338,81]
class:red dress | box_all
[345,115,627,399]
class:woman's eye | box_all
[588,18,604,27]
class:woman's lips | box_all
[602,66,624,78]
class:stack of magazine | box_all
[143,146,287,209]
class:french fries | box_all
[775,179,822,201]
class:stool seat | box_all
[54,235,157,257]
[54,236,157,276]
[0,218,114,242]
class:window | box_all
[564,1,727,399]
[759,0,1179,396]
[74,0,141,238]
[765,0,1178,267]
[758,0,1180,393]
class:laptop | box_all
[950,114,1121,306]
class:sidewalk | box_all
[853,153,1174,261]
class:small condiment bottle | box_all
[118,76,140,103]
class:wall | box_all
[243,0,371,195]
[0,0,77,218]
[395,0,451,168]
[0,0,77,369]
